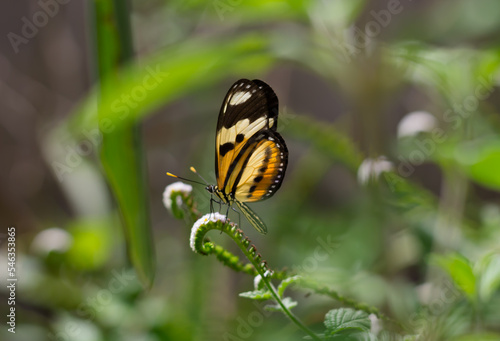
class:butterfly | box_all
[205,78,288,234]
[169,79,288,234]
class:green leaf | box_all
[264,297,298,312]
[455,141,500,191]
[477,253,500,301]
[277,275,302,298]
[455,333,500,341]
[286,115,363,172]
[100,126,155,288]
[92,0,155,288]
[66,218,112,270]
[239,289,272,300]
[68,35,273,136]
[323,308,371,336]
[382,171,438,217]
[432,253,476,300]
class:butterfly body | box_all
[209,79,288,234]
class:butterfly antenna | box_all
[166,171,205,186]
[190,167,210,185]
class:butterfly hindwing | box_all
[235,200,267,234]
[233,131,287,202]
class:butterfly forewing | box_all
[215,79,279,189]
[216,79,278,132]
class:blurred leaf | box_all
[100,127,155,287]
[455,141,500,191]
[382,171,438,217]
[307,0,367,38]
[66,219,112,270]
[389,45,499,101]
[239,289,272,300]
[179,0,314,22]
[287,115,363,171]
[92,0,155,288]
[477,253,500,301]
[69,35,274,136]
[432,253,476,300]
[264,297,298,312]
[455,333,500,341]
[277,275,302,298]
[323,308,371,336]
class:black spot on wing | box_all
[255,131,289,201]
[247,185,257,198]
[264,147,272,161]
[236,134,245,143]
[219,142,235,157]
[254,175,263,183]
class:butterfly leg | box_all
[231,206,241,228]
[225,203,231,221]
[210,196,222,217]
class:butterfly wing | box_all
[235,200,268,234]
[232,130,287,202]
[214,79,288,234]
[215,79,279,191]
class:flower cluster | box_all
[189,213,227,252]
[162,181,193,210]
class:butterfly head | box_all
[206,184,231,204]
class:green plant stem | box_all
[240,249,320,340]
[298,278,405,332]
[193,220,321,340]
[260,275,321,340]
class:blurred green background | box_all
[1,0,500,340]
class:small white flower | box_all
[31,227,73,254]
[357,156,394,184]
[369,313,381,335]
[263,269,274,278]
[397,111,437,138]
[162,181,192,210]
[190,213,227,252]
[254,274,262,289]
